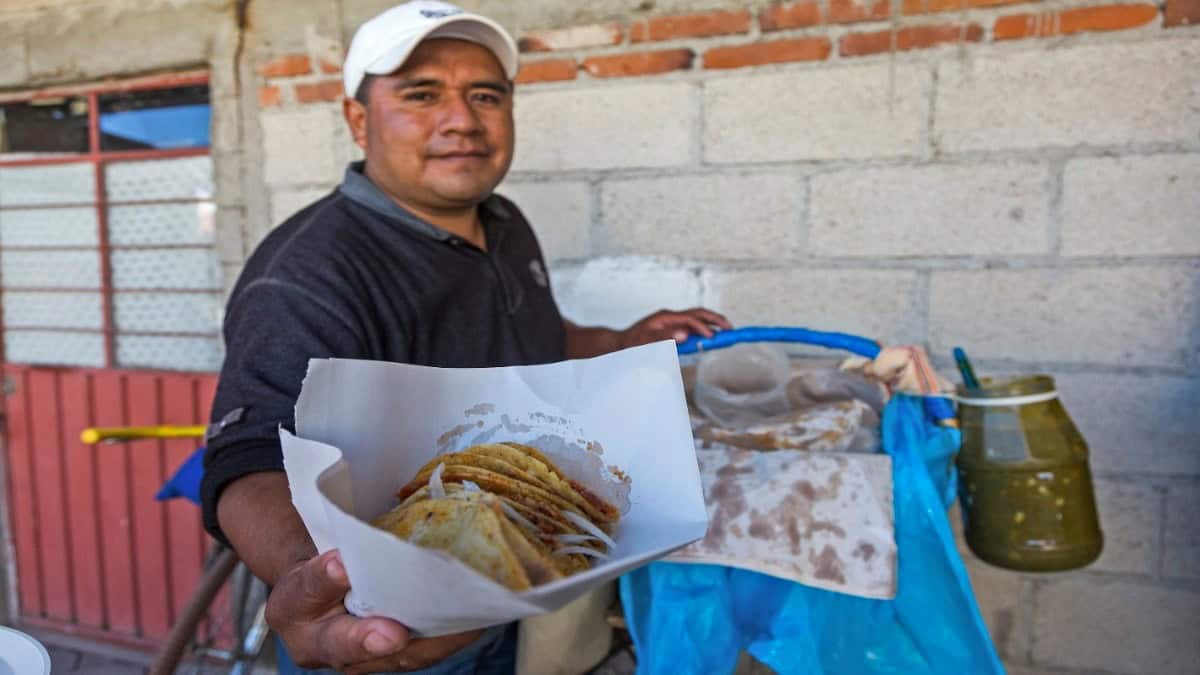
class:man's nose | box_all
[439,94,483,134]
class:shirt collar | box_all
[339,162,511,242]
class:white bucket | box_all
[0,626,52,675]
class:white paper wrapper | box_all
[667,441,896,599]
[281,341,708,636]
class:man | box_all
[201,2,731,673]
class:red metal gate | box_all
[2,363,224,651]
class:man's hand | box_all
[267,549,483,674]
[617,308,732,349]
[563,308,732,359]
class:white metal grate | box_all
[110,249,220,290]
[0,207,99,247]
[3,291,103,329]
[5,330,106,367]
[1,250,101,288]
[115,334,223,372]
[108,202,215,246]
[113,292,221,333]
[105,156,213,202]
[0,164,96,206]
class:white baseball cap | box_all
[343,1,519,98]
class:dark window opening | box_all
[0,97,90,155]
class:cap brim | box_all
[364,14,519,83]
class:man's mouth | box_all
[430,149,490,160]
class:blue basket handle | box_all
[677,326,956,423]
[677,326,882,359]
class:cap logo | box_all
[421,8,462,18]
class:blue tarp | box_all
[620,394,1005,675]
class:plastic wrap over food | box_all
[696,399,881,454]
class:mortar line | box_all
[588,177,605,257]
[1047,157,1066,259]
[795,172,811,260]
[916,269,932,354]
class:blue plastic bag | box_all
[620,394,1004,675]
[155,445,205,505]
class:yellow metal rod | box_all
[80,425,207,444]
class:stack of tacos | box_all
[371,442,622,591]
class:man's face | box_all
[346,38,514,213]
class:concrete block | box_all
[704,269,923,343]
[209,97,243,157]
[929,267,1200,369]
[600,173,799,259]
[1165,484,1200,579]
[550,257,702,329]
[704,62,928,163]
[0,36,28,87]
[1054,372,1200,478]
[213,151,244,209]
[810,163,1049,257]
[26,2,223,82]
[250,0,342,55]
[962,556,1027,660]
[214,206,246,264]
[1062,154,1200,257]
[270,187,331,226]
[261,108,339,187]
[1090,479,1160,575]
[936,39,1200,152]
[512,82,695,171]
[498,181,592,261]
[221,262,244,301]
[1032,577,1200,674]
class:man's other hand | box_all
[619,308,733,349]
[266,549,483,673]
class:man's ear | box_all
[343,97,368,151]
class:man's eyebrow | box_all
[472,79,512,94]
[391,77,442,90]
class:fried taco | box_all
[371,441,626,587]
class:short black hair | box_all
[354,74,377,104]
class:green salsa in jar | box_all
[957,375,1103,572]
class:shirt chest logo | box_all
[528,259,549,288]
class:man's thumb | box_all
[294,550,352,611]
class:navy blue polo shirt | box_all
[201,162,566,543]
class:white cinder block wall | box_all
[31,0,1179,671]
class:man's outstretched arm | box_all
[563,307,733,359]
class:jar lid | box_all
[956,375,1058,407]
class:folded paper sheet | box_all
[281,341,709,636]
[668,439,897,599]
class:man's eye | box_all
[404,91,435,102]
[472,92,502,105]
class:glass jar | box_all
[956,375,1103,572]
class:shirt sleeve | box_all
[200,277,372,545]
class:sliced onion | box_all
[553,546,610,560]
[555,534,602,547]
[428,462,446,499]
[562,510,617,551]
[500,502,540,535]
[461,480,482,493]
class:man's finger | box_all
[343,630,484,675]
[669,314,715,339]
[692,308,734,330]
[681,307,733,330]
[312,614,411,670]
